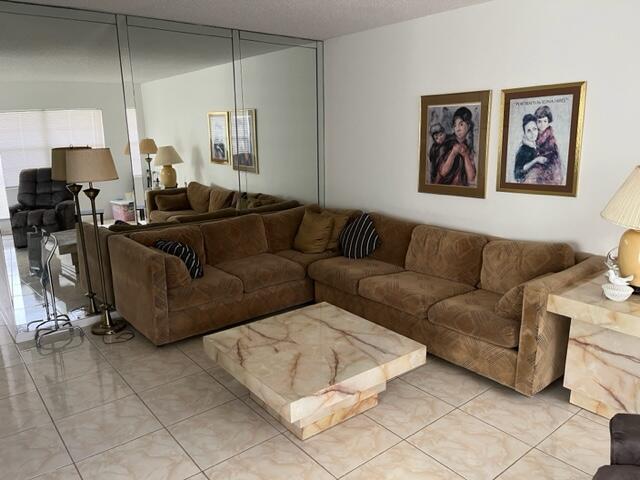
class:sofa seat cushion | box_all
[149,209,197,223]
[428,289,521,349]
[216,253,305,293]
[168,265,243,312]
[308,257,404,295]
[27,208,57,227]
[359,271,474,319]
[276,249,337,271]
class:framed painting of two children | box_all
[497,81,586,196]
[418,82,586,198]
[418,90,491,198]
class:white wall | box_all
[140,46,318,203]
[0,81,136,219]
[324,0,640,255]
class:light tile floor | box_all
[0,323,609,480]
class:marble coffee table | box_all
[203,302,426,439]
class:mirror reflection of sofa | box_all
[145,181,296,223]
[107,205,604,397]
[76,188,300,309]
[9,168,75,248]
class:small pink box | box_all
[110,200,135,222]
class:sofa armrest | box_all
[9,203,23,217]
[146,188,187,216]
[109,235,170,344]
[611,413,640,466]
[55,199,76,230]
[514,255,605,395]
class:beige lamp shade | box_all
[51,146,91,181]
[139,138,158,155]
[153,146,184,166]
[601,166,640,229]
[65,148,119,183]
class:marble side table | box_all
[548,274,640,419]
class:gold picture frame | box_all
[208,111,230,164]
[497,81,586,196]
[230,108,259,174]
[418,90,491,198]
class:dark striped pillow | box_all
[153,239,204,279]
[338,213,380,259]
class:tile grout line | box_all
[21,350,84,480]
[280,433,339,479]
[530,409,596,476]
[93,337,205,475]
[489,408,584,479]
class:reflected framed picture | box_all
[497,81,586,196]
[418,90,490,198]
[230,108,259,174]
[208,111,230,164]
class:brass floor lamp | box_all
[51,146,99,315]
[65,148,126,335]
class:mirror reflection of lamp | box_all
[153,146,183,189]
[136,138,157,189]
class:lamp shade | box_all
[51,146,91,181]
[601,166,640,229]
[65,148,119,183]
[153,146,183,166]
[139,138,157,155]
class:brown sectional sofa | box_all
[108,206,604,397]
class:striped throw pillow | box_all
[338,213,380,259]
[154,239,204,279]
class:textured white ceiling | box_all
[17,0,493,40]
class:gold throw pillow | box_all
[294,210,335,254]
[325,212,352,250]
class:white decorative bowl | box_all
[602,283,633,302]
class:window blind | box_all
[0,109,105,187]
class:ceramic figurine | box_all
[602,267,634,302]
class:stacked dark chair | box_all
[9,168,75,248]
[593,414,640,480]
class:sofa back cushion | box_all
[187,182,212,213]
[208,187,234,211]
[262,206,306,252]
[480,240,575,294]
[129,225,206,263]
[368,213,418,267]
[405,225,487,286]
[18,168,71,209]
[156,192,191,211]
[201,214,268,264]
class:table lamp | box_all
[66,147,126,335]
[139,138,157,189]
[153,146,183,189]
[51,146,98,315]
[601,166,640,289]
